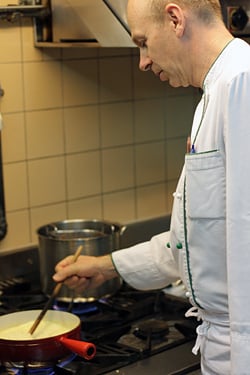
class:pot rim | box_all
[37,218,124,240]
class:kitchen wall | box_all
[0,17,200,252]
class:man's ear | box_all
[165,3,186,37]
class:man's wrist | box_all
[99,254,118,280]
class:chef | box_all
[53,0,250,373]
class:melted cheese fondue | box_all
[0,320,67,340]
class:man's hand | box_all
[53,254,118,293]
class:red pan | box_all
[0,310,96,363]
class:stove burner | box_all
[1,364,54,375]
[53,300,98,315]
[133,319,170,340]
[1,355,77,375]
[2,364,54,375]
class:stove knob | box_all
[231,6,249,31]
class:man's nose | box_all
[139,53,152,71]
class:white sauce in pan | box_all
[0,320,68,340]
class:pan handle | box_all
[59,336,96,360]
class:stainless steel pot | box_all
[37,219,125,302]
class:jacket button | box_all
[176,242,183,249]
[166,242,171,248]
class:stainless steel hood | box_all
[51,0,134,47]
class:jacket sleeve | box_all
[225,71,250,373]
[111,231,180,290]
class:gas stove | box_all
[0,280,201,375]
[0,216,200,374]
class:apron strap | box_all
[185,306,229,355]
[185,306,207,355]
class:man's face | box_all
[127,0,190,88]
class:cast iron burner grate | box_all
[55,344,140,375]
[133,319,170,340]
[0,293,48,315]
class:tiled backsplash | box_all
[0,18,200,252]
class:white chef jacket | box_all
[112,38,250,374]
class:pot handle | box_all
[59,336,96,360]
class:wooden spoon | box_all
[29,244,83,335]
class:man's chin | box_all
[168,81,181,87]
[169,80,189,88]
[160,73,179,86]
[159,73,189,88]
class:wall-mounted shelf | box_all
[34,41,101,48]
[0,3,52,44]
[0,4,49,21]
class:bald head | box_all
[127,0,223,25]
[127,0,232,88]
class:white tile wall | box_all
[135,142,165,185]
[100,102,133,147]
[66,151,102,199]
[26,110,64,159]
[102,146,134,192]
[136,183,167,218]
[64,106,100,152]
[0,18,201,251]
